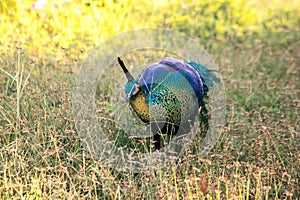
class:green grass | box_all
[0,0,300,199]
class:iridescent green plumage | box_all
[118,57,219,150]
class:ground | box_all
[0,0,299,199]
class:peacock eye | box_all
[131,84,140,95]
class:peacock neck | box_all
[130,90,150,122]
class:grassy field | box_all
[0,0,299,199]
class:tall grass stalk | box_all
[172,166,180,200]
[15,48,24,131]
[13,48,34,132]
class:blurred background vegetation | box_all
[0,0,299,58]
[0,0,299,199]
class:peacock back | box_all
[131,58,204,126]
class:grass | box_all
[1,0,300,199]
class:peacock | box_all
[117,57,220,150]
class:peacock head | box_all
[117,57,140,101]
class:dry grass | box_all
[0,0,299,199]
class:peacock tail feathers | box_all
[187,60,220,97]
